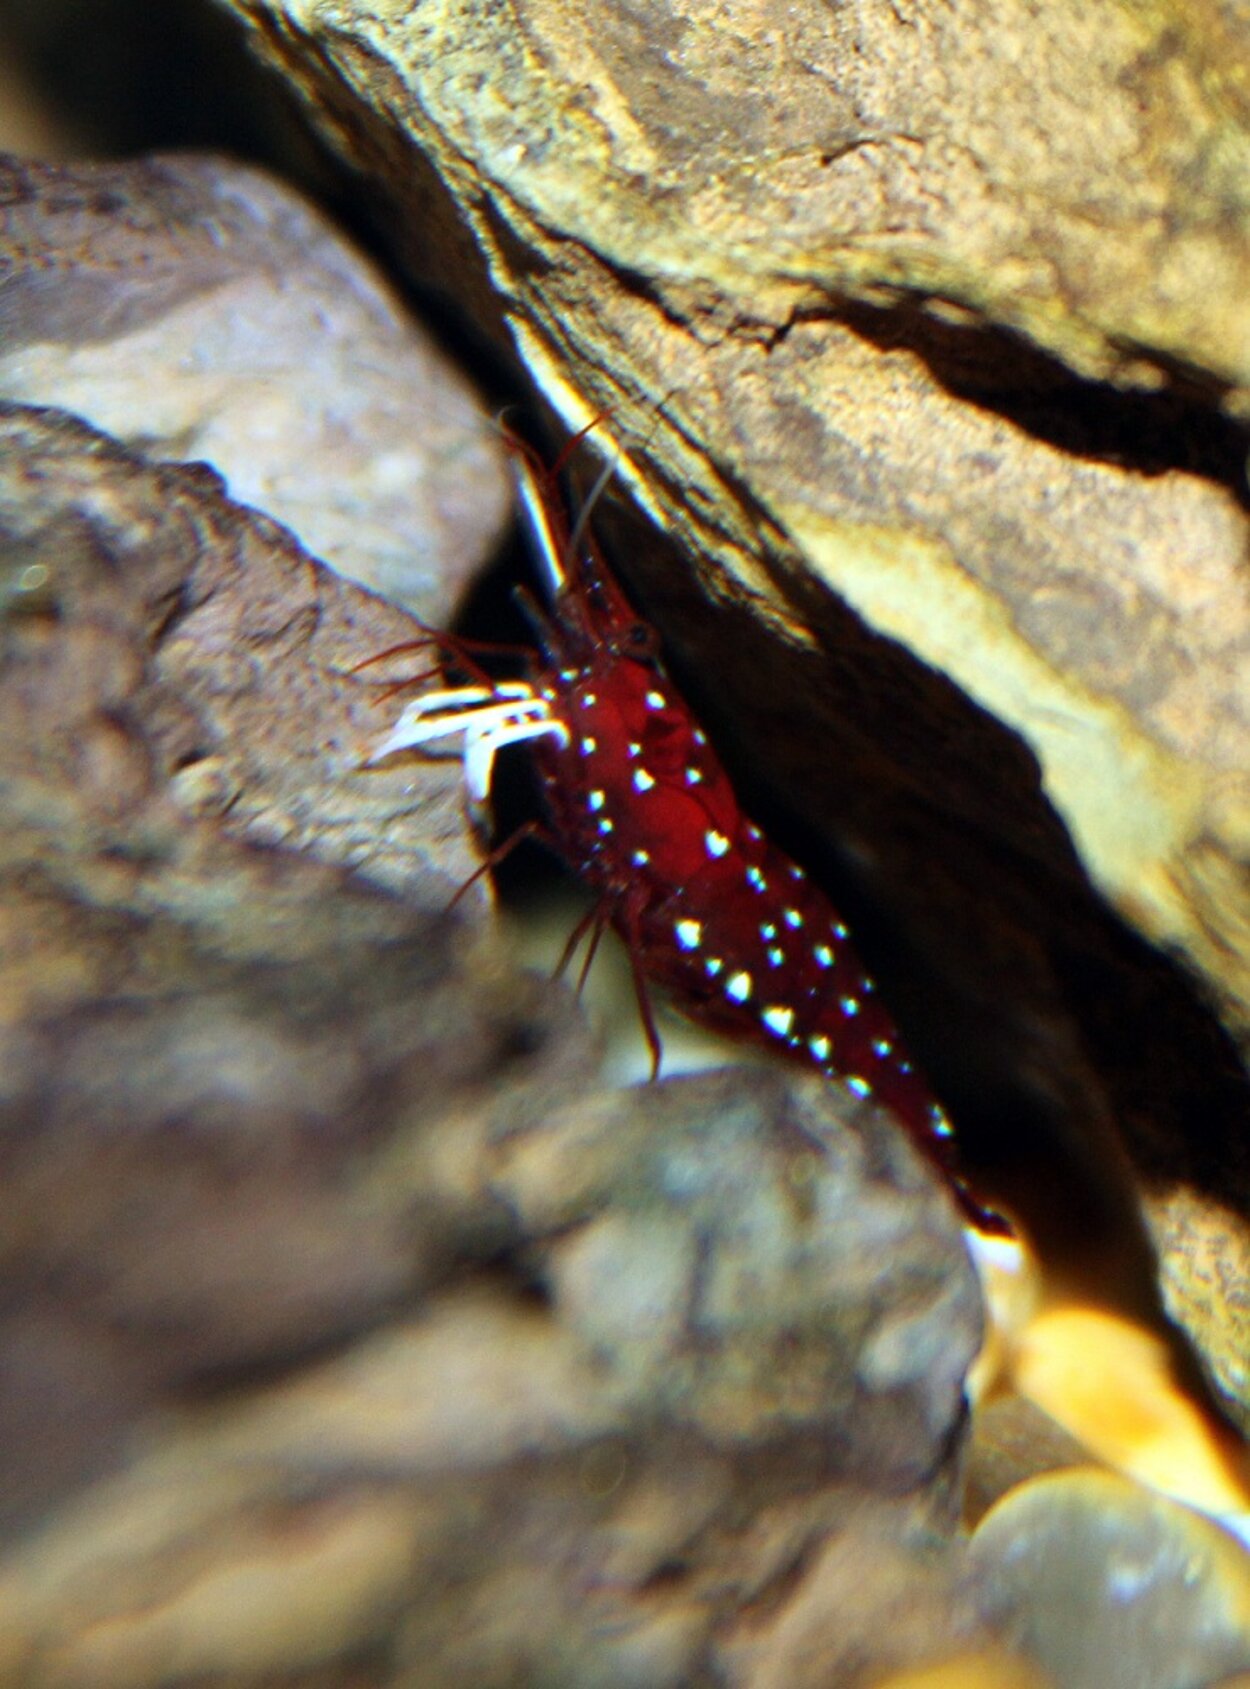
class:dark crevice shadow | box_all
[580,479,1250,1260]
[757,293,1250,512]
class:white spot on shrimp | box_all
[598,818,615,836]
[840,996,861,1017]
[760,923,778,941]
[684,766,704,785]
[560,669,576,683]
[705,829,730,858]
[645,689,666,710]
[628,741,642,758]
[746,824,762,841]
[581,736,597,754]
[809,1034,832,1062]
[542,688,556,701]
[833,922,849,940]
[746,866,768,892]
[767,946,786,967]
[633,767,657,792]
[725,970,752,1003]
[705,956,724,977]
[897,1059,914,1075]
[931,1109,955,1139]
[872,1038,893,1059]
[675,919,703,951]
[693,729,707,746]
[588,790,606,812]
[846,1075,873,1098]
[581,692,598,707]
[632,849,650,866]
[788,863,805,881]
[813,944,835,968]
[783,908,803,929]
[762,1005,794,1037]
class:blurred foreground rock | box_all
[968,1469,1250,1689]
[0,403,998,1684]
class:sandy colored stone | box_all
[962,1396,1088,1530]
[872,1653,1055,1689]
[0,402,982,1682]
[968,1468,1250,1689]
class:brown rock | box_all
[0,402,982,1683]
[0,401,591,1533]
[0,1072,984,1687]
[0,401,479,902]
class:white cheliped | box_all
[368,447,607,798]
[368,683,568,803]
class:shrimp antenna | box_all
[566,449,618,565]
[511,448,570,600]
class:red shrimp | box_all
[370,434,1000,1229]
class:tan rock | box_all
[969,1467,1250,1689]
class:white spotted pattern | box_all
[675,918,703,951]
[763,1005,794,1037]
[705,829,730,857]
[725,969,752,1003]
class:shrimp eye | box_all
[620,621,659,659]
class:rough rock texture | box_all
[212,0,1250,1428]
[0,400,479,903]
[0,402,988,1685]
[0,150,509,610]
